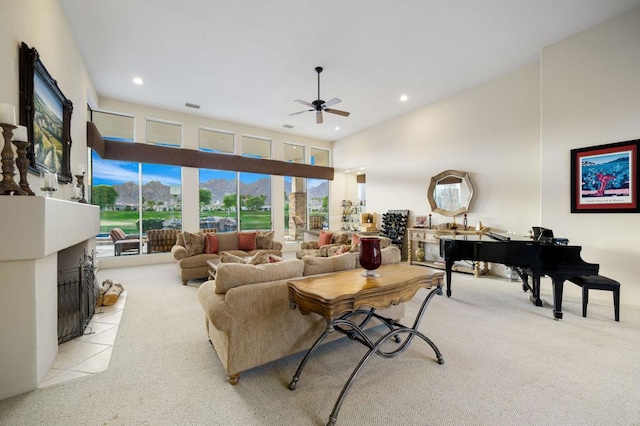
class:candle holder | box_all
[0,123,26,195]
[75,172,87,203]
[11,139,35,195]
[40,169,58,198]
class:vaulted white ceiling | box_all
[60,0,640,142]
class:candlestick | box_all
[11,139,35,195]
[75,173,87,203]
[0,123,26,195]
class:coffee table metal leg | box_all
[289,328,331,390]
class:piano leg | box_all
[445,259,454,297]
[551,278,565,320]
[531,275,543,307]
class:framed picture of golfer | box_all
[570,139,638,213]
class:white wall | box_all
[541,9,640,304]
[0,0,97,200]
[334,63,541,237]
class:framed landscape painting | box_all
[570,139,639,213]
[19,42,73,183]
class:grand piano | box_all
[439,231,599,319]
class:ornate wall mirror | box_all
[427,170,473,216]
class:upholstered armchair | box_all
[147,229,180,254]
[109,228,141,256]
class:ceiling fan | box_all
[289,66,350,124]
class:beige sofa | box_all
[171,230,283,285]
[196,245,403,385]
[296,232,392,259]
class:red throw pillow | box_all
[238,231,257,251]
[351,234,361,246]
[204,233,219,254]
[318,230,333,247]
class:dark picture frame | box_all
[19,42,73,183]
[570,139,639,213]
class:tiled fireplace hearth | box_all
[0,197,99,400]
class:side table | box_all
[287,263,445,426]
[206,259,220,280]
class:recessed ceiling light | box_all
[345,170,350,173]
[359,167,365,170]
[400,94,408,102]
[335,126,340,131]
[133,77,143,85]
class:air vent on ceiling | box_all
[282,124,294,129]
[185,102,200,109]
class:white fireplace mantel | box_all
[0,196,99,400]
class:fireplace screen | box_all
[58,250,98,344]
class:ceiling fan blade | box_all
[295,99,314,108]
[316,111,323,124]
[322,98,341,108]
[289,109,313,116]
[325,108,350,117]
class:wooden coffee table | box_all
[287,263,445,426]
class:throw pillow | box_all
[333,232,350,245]
[268,254,283,263]
[204,233,219,254]
[256,230,274,249]
[238,231,257,251]
[351,234,361,246]
[217,231,239,252]
[332,244,351,256]
[318,230,333,247]
[183,231,205,256]
[246,250,269,265]
[220,252,246,263]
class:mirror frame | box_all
[427,170,473,217]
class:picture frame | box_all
[570,139,639,213]
[415,215,428,227]
[19,42,73,183]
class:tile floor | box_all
[38,291,127,388]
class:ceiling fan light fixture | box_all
[290,67,350,124]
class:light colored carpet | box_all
[1,263,639,426]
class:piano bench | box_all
[568,275,620,322]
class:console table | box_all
[408,226,490,276]
[287,264,444,425]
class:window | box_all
[140,163,182,233]
[146,119,181,147]
[242,135,271,159]
[239,172,271,231]
[91,153,141,257]
[199,169,238,232]
[92,111,134,142]
[199,128,234,154]
[310,147,330,166]
[308,178,329,230]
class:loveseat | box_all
[171,230,282,285]
[196,245,403,385]
[296,231,392,259]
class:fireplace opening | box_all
[57,250,99,344]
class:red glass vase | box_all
[359,237,382,277]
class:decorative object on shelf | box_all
[381,210,409,255]
[39,168,58,197]
[428,213,432,229]
[20,42,74,183]
[415,241,425,262]
[359,237,382,277]
[427,169,474,217]
[12,125,35,195]
[463,213,468,229]
[74,172,87,203]
[1,113,27,195]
